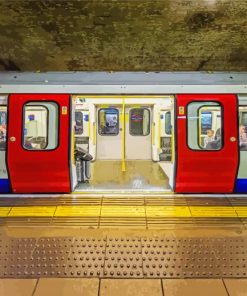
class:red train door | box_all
[7,94,71,193]
[175,94,239,193]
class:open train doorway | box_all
[71,96,175,193]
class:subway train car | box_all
[0,72,247,194]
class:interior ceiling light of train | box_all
[0,0,246,72]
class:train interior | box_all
[70,96,175,193]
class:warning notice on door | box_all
[62,106,67,115]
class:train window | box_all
[187,102,223,151]
[239,107,247,151]
[75,111,83,135]
[98,108,119,135]
[130,108,150,136]
[165,111,172,135]
[0,106,7,151]
[23,102,58,150]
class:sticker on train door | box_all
[179,106,185,115]
[62,106,67,115]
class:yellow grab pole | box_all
[93,122,96,145]
[88,113,91,139]
[121,97,126,172]
[158,111,161,149]
[171,127,175,163]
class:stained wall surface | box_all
[0,0,246,71]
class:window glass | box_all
[239,107,247,151]
[75,111,83,135]
[187,102,222,150]
[130,108,150,136]
[200,111,212,135]
[165,111,172,135]
[98,108,119,135]
[0,106,7,151]
[23,102,58,150]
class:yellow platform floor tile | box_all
[190,206,238,217]
[146,206,191,217]
[234,206,247,218]
[55,206,101,217]
[0,207,11,217]
[101,206,145,217]
[8,206,56,217]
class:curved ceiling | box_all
[0,0,246,71]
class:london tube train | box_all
[0,72,247,194]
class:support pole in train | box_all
[121,97,126,172]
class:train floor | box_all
[0,193,247,295]
[75,160,171,192]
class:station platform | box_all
[0,193,247,295]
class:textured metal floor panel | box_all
[0,236,247,279]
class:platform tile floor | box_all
[0,278,247,296]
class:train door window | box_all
[98,108,119,135]
[239,107,247,151]
[0,106,7,151]
[75,111,83,135]
[187,102,223,150]
[165,111,172,135]
[23,102,59,150]
[129,108,150,136]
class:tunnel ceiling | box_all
[0,0,247,72]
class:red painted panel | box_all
[175,94,239,193]
[7,94,70,193]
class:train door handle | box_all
[230,137,236,142]
[9,136,16,142]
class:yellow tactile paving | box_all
[0,207,11,217]
[8,206,56,217]
[189,206,238,218]
[55,206,101,217]
[2,205,247,218]
[146,206,191,217]
[234,206,247,218]
[101,206,145,217]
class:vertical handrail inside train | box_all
[158,111,161,149]
[88,113,91,139]
[93,122,96,145]
[152,122,155,146]
[121,97,126,172]
[171,126,175,163]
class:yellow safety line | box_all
[8,206,56,217]
[3,205,247,218]
[234,206,247,217]
[101,206,145,217]
[0,207,12,217]
[189,206,238,218]
[121,97,126,172]
[146,206,191,217]
[55,206,100,217]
